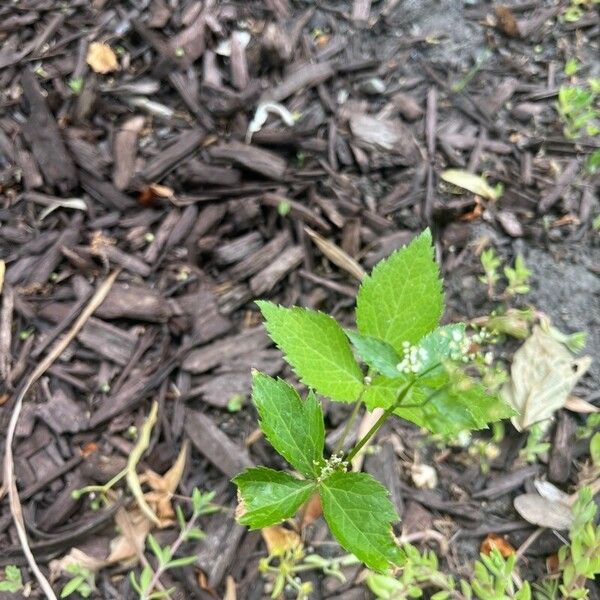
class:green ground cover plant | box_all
[233,230,515,572]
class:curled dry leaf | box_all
[533,479,570,504]
[86,42,119,74]
[300,493,322,529]
[140,440,189,525]
[564,395,599,414]
[501,326,592,431]
[441,169,500,201]
[49,548,108,582]
[513,493,573,530]
[261,525,301,556]
[480,533,515,557]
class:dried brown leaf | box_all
[480,534,515,557]
[87,42,119,74]
[261,526,301,556]
[501,326,592,431]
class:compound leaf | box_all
[320,471,401,572]
[364,372,514,436]
[355,229,443,352]
[345,330,401,378]
[252,372,324,477]
[233,467,316,529]
[257,301,364,402]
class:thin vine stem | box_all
[344,362,443,463]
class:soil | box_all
[0,0,599,599]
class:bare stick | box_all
[1,270,119,600]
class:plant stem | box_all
[141,512,200,600]
[345,382,413,463]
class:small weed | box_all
[0,565,23,593]
[233,230,514,572]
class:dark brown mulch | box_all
[0,0,599,598]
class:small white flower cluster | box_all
[316,453,348,483]
[396,341,430,375]
[448,329,473,363]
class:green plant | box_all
[557,85,599,138]
[520,422,551,463]
[0,566,23,593]
[259,541,359,600]
[233,230,514,572]
[129,489,218,600]
[480,248,502,297]
[504,256,531,297]
[479,250,530,299]
[556,487,600,598]
[367,546,531,600]
[564,59,581,77]
[60,563,95,598]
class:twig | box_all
[127,401,161,526]
[1,270,119,600]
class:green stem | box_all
[345,382,414,463]
[344,362,443,464]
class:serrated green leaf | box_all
[320,471,401,572]
[345,330,402,377]
[355,230,443,352]
[364,372,514,435]
[257,301,364,401]
[233,467,316,529]
[252,372,325,477]
[417,324,466,385]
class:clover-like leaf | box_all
[355,229,443,352]
[320,471,401,572]
[345,330,402,378]
[233,467,316,529]
[257,301,364,401]
[252,372,325,477]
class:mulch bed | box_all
[0,0,599,598]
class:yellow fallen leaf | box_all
[87,42,119,74]
[141,440,189,525]
[441,169,500,200]
[261,526,301,556]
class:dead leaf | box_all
[49,548,108,582]
[351,407,384,471]
[501,326,592,431]
[261,526,301,556]
[304,227,366,282]
[223,576,237,600]
[495,5,521,38]
[0,259,5,295]
[108,507,152,565]
[139,183,174,206]
[534,479,570,504]
[140,440,189,525]
[546,553,560,574]
[513,494,573,530]
[441,169,500,201]
[565,396,599,414]
[480,534,515,557]
[86,42,119,74]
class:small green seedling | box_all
[520,422,551,464]
[0,565,23,593]
[60,563,95,598]
[480,248,502,297]
[557,85,599,138]
[130,489,218,600]
[233,230,514,572]
[564,59,581,77]
[504,255,531,297]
